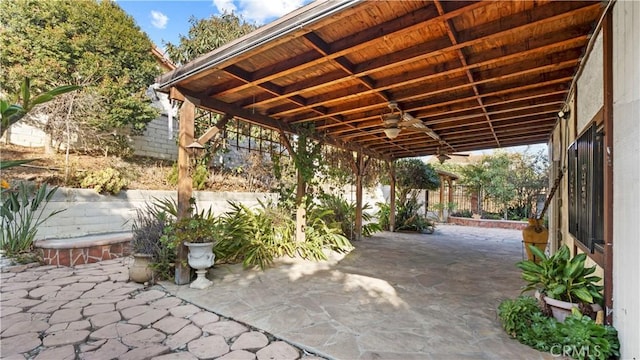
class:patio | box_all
[162,224,553,360]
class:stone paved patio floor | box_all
[1,225,555,360]
[162,225,555,360]
[0,258,324,359]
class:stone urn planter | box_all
[129,253,153,283]
[184,241,215,289]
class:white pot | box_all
[184,242,215,289]
[535,291,602,323]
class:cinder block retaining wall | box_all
[447,216,527,230]
[36,188,277,241]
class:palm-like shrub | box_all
[316,193,381,240]
[214,199,354,269]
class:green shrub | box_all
[1,182,65,258]
[316,193,381,240]
[214,200,354,269]
[166,163,209,190]
[498,296,542,338]
[215,200,296,269]
[498,299,620,360]
[376,201,390,230]
[80,167,128,194]
[451,209,473,218]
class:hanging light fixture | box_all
[382,102,402,139]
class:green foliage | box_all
[451,209,473,218]
[215,201,296,269]
[375,201,391,231]
[80,167,129,195]
[395,193,435,233]
[1,0,160,151]
[0,78,80,138]
[315,193,381,240]
[165,13,257,65]
[455,149,548,219]
[517,245,604,305]
[166,163,210,190]
[214,200,353,270]
[498,301,619,360]
[498,296,541,338]
[1,182,64,257]
[395,159,440,196]
[165,216,219,245]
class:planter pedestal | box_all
[185,242,215,289]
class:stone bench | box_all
[35,232,132,267]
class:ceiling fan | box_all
[434,146,470,164]
[380,101,442,141]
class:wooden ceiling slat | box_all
[162,1,606,160]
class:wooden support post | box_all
[447,178,453,220]
[439,177,445,222]
[389,161,396,232]
[354,152,364,241]
[175,97,195,285]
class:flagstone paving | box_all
[0,258,324,359]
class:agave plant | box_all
[517,245,604,305]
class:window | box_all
[568,123,604,254]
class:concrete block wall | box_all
[132,115,178,160]
[36,188,277,241]
[1,122,48,148]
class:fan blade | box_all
[401,113,441,141]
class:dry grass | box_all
[1,144,278,193]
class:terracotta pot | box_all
[522,218,548,263]
[129,253,153,283]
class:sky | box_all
[116,0,313,50]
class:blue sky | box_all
[116,0,313,50]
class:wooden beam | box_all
[389,161,396,232]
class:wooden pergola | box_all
[157,0,605,283]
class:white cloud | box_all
[213,0,237,14]
[213,0,306,25]
[150,10,169,29]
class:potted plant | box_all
[129,204,168,283]
[517,245,604,322]
[169,215,218,289]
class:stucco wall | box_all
[36,188,277,241]
[577,31,603,134]
[612,1,640,358]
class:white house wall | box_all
[577,31,603,133]
[612,1,640,358]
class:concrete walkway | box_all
[162,225,553,360]
[0,259,324,359]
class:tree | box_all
[391,159,440,232]
[1,0,160,154]
[165,13,257,65]
[455,149,548,220]
[395,159,440,201]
